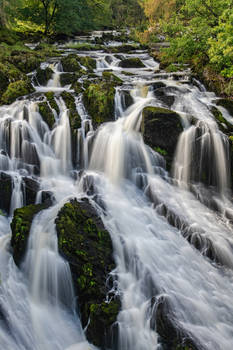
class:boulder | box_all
[119,58,145,68]
[11,201,52,266]
[1,79,35,105]
[38,101,56,129]
[45,91,60,115]
[77,56,96,71]
[36,67,53,86]
[0,172,12,214]
[141,107,183,169]
[61,54,82,72]
[55,198,119,348]
[83,81,115,128]
[216,99,233,117]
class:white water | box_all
[0,32,233,350]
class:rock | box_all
[38,101,56,129]
[83,81,115,128]
[0,67,9,92]
[22,177,40,205]
[45,91,60,115]
[121,90,134,109]
[151,82,166,90]
[141,107,183,169]
[55,198,119,348]
[77,56,96,71]
[36,67,53,86]
[71,81,83,94]
[11,201,52,266]
[216,99,233,117]
[60,73,79,87]
[61,54,82,72]
[211,106,233,133]
[9,53,42,74]
[0,172,12,214]
[1,79,35,105]
[153,87,175,108]
[119,57,145,68]
[155,296,199,350]
[102,71,123,84]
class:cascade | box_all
[0,31,233,350]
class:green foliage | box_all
[1,79,34,105]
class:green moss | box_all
[155,147,168,156]
[36,67,53,86]
[1,79,35,105]
[11,203,50,266]
[71,81,83,94]
[61,91,81,130]
[83,81,115,128]
[211,106,233,132]
[38,102,56,129]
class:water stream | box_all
[0,31,233,349]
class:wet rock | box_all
[211,106,233,133]
[155,296,199,350]
[22,177,40,205]
[45,91,60,115]
[60,73,79,87]
[216,99,233,117]
[38,101,56,129]
[0,172,12,214]
[61,54,82,72]
[119,57,145,68]
[141,107,183,169]
[1,79,35,105]
[0,67,9,93]
[11,201,52,266]
[153,87,175,108]
[71,81,83,94]
[36,67,53,86]
[55,198,119,348]
[121,90,134,109]
[102,71,123,84]
[83,81,115,128]
[77,56,96,71]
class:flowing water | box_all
[0,31,233,349]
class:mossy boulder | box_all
[36,67,53,86]
[102,71,123,84]
[83,81,115,128]
[141,107,183,169]
[9,52,42,73]
[71,81,83,94]
[11,201,52,266]
[0,172,12,215]
[38,101,56,129]
[55,198,119,348]
[45,91,59,115]
[1,79,35,105]
[61,54,82,72]
[119,57,145,68]
[0,66,9,92]
[77,56,96,71]
[60,73,79,87]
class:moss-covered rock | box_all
[61,54,82,72]
[45,91,59,115]
[71,81,83,94]
[36,66,53,86]
[55,198,119,348]
[61,91,81,129]
[11,201,52,266]
[77,56,96,71]
[83,81,115,128]
[60,73,79,87]
[119,57,145,68]
[1,79,35,105]
[38,101,56,129]
[211,106,233,133]
[0,172,12,215]
[141,107,183,169]
[102,71,123,84]
[9,52,42,74]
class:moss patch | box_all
[119,57,145,68]
[1,79,35,105]
[38,101,56,129]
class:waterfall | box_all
[0,31,233,350]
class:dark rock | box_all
[102,71,123,84]
[122,90,134,109]
[119,58,145,68]
[141,107,183,169]
[22,177,40,205]
[61,54,82,72]
[55,198,119,348]
[38,102,56,129]
[36,67,53,86]
[0,172,12,214]
[216,99,233,117]
[45,92,60,115]
[153,87,175,108]
[60,73,79,87]
[11,201,52,266]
